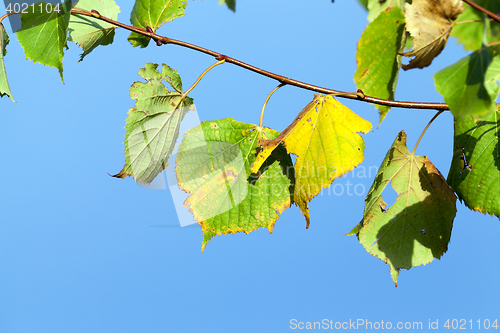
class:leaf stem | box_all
[463,0,500,24]
[411,110,444,155]
[454,19,491,25]
[69,9,450,111]
[0,11,21,24]
[259,83,286,127]
[172,59,226,111]
[183,59,226,98]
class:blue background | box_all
[0,1,498,332]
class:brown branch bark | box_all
[71,8,450,111]
[463,0,500,24]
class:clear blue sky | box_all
[0,1,498,332]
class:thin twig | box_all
[463,0,500,24]
[68,9,450,111]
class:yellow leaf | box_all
[403,0,464,70]
[251,95,372,228]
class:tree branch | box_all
[463,0,500,24]
[71,9,449,111]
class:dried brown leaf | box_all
[403,0,464,70]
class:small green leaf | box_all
[0,23,15,102]
[176,118,293,252]
[451,0,500,51]
[357,0,368,9]
[68,0,121,61]
[434,47,500,119]
[128,0,187,48]
[218,0,235,11]
[354,7,405,124]
[16,0,72,83]
[351,131,456,286]
[447,108,500,218]
[366,0,407,22]
[113,63,193,184]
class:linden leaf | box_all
[128,0,187,48]
[251,95,372,228]
[68,0,121,61]
[366,0,408,22]
[113,63,193,184]
[447,108,500,217]
[350,131,456,286]
[358,0,368,10]
[451,0,500,51]
[176,118,293,251]
[218,0,235,11]
[16,0,72,82]
[0,23,14,102]
[434,47,500,119]
[354,7,406,124]
[403,0,464,70]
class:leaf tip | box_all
[109,169,128,180]
[390,265,400,287]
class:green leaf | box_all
[434,47,500,119]
[366,0,408,22]
[68,0,121,61]
[0,23,15,102]
[176,118,293,251]
[354,7,405,124]
[451,0,500,51]
[16,0,72,83]
[447,108,500,218]
[113,63,193,184]
[161,64,183,93]
[357,0,368,9]
[218,0,235,11]
[128,0,187,48]
[351,131,456,286]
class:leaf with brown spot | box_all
[176,118,294,251]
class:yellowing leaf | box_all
[403,0,464,70]
[350,131,456,286]
[251,95,372,228]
